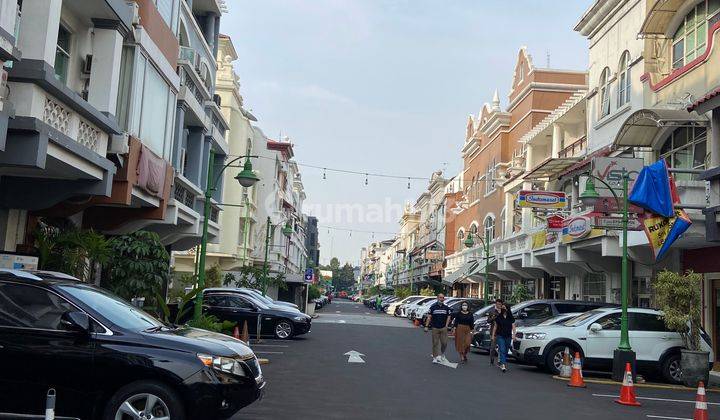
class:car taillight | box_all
[515,332,523,339]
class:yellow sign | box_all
[562,228,605,244]
[531,231,559,249]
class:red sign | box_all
[547,214,565,231]
[592,197,644,214]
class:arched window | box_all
[617,51,631,107]
[500,207,506,239]
[599,67,611,118]
[457,228,465,240]
[484,216,495,241]
[659,126,707,180]
[672,0,720,69]
[469,223,479,236]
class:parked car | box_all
[0,269,265,419]
[512,307,714,383]
[448,298,485,315]
[471,299,617,353]
[380,296,398,311]
[403,297,435,320]
[175,288,312,340]
[472,304,496,322]
[417,298,459,326]
[209,287,300,311]
[387,295,424,316]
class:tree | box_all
[222,265,287,292]
[419,286,435,297]
[105,231,170,304]
[395,286,412,299]
[509,282,532,304]
[652,270,703,351]
[205,264,222,289]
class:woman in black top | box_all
[452,301,474,363]
[491,305,515,372]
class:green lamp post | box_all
[194,153,260,320]
[464,229,491,307]
[579,172,633,380]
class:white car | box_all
[512,307,714,383]
[415,298,459,325]
[403,297,435,319]
[386,295,424,316]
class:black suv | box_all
[471,299,618,353]
[0,270,265,419]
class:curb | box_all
[552,375,719,392]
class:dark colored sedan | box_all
[0,269,264,420]
[200,289,312,339]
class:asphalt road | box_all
[234,300,717,420]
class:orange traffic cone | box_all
[232,324,241,340]
[615,363,641,407]
[413,319,420,327]
[241,320,250,344]
[568,352,586,388]
[559,347,572,378]
[694,381,708,420]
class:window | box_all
[499,208,506,239]
[469,223,478,236]
[629,313,669,332]
[596,313,621,330]
[0,283,75,330]
[672,0,720,69]
[599,67,611,118]
[154,0,179,34]
[457,229,465,240]
[659,126,707,180]
[485,159,497,194]
[116,46,134,128]
[519,303,552,320]
[130,52,177,159]
[54,24,71,84]
[484,215,495,241]
[583,273,606,302]
[617,51,631,107]
[227,296,254,310]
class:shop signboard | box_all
[517,190,567,209]
[593,216,643,231]
[531,230,559,250]
[562,215,605,243]
[0,253,38,270]
[591,157,644,196]
[547,214,565,232]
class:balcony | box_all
[558,136,587,158]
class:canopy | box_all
[613,109,708,147]
[524,157,582,180]
[441,260,479,287]
[639,0,686,37]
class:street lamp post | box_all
[464,229,491,307]
[579,173,634,379]
[194,153,260,320]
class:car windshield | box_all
[563,309,606,327]
[58,284,163,331]
[473,304,495,317]
[538,314,577,326]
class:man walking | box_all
[424,293,452,363]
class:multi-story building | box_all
[305,216,320,268]
[442,48,587,300]
[359,239,394,290]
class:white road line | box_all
[254,351,284,354]
[592,394,720,406]
[251,344,289,348]
[646,415,691,420]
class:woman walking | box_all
[491,304,515,372]
[452,301,474,363]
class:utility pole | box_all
[262,216,272,296]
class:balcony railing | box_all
[174,182,195,208]
[210,206,220,223]
[558,136,587,158]
[179,67,205,106]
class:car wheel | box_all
[104,381,184,420]
[544,345,575,375]
[662,353,682,384]
[274,319,294,339]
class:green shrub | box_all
[395,286,412,299]
[652,270,703,351]
[419,286,435,296]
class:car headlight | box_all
[524,332,547,340]
[197,354,247,377]
[293,315,309,321]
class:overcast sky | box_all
[221,0,594,266]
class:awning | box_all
[613,109,708,147]
[688,86,720,114]
[524,157,582,180]
[639,0,685,37]
[442,260,479,286]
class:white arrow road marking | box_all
[337,320,346,323]
[344,350,365,363]
[436,358,458,369]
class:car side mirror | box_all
[61,311,90,333]
[589,323,602,333]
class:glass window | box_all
[140,64,171,156]
[596,313,621,330]
[617,52,631,107]
[672,1,715,69]
[660,127,707,180]
[519,303,552,320]
[204,294,227,307]
[155,0,177,32]
[484,216,495,241]
[0,283,75,330]
[54,24,71,83]
[115,46,134,128]
[599,67,611,118]
[629,313,669,332]
[227,296,254,310]
[58,284,163,331]
[555,303,587,313]
[583,273,605,302]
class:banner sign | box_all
[0,254,38,270]
[591,157,643,196]
[640,210,691,260]
[547,214,565,232]
[304,268,314,283]
[319,269,333,279]
[531,230,559,249]
[593,216,643,231]
[562,215,605,243]
[518,191,567,209]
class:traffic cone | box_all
[615,362,641,407]
[559,347,572,378]
[241,320,250,344]
[567,352,586,388]
[232,324,241,340]
[413,319,420,327]
[693,381,708,420]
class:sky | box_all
[220,0,594,266]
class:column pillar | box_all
[17,0,62,64]
[522,144,534,230]
[710,109,720,207]
[504,192,513,237]
[203,13,217,52]
[88,22,125,115]
[552,123,564,158]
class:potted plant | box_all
[652,270,709,387]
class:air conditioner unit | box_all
[80,54,92,77]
